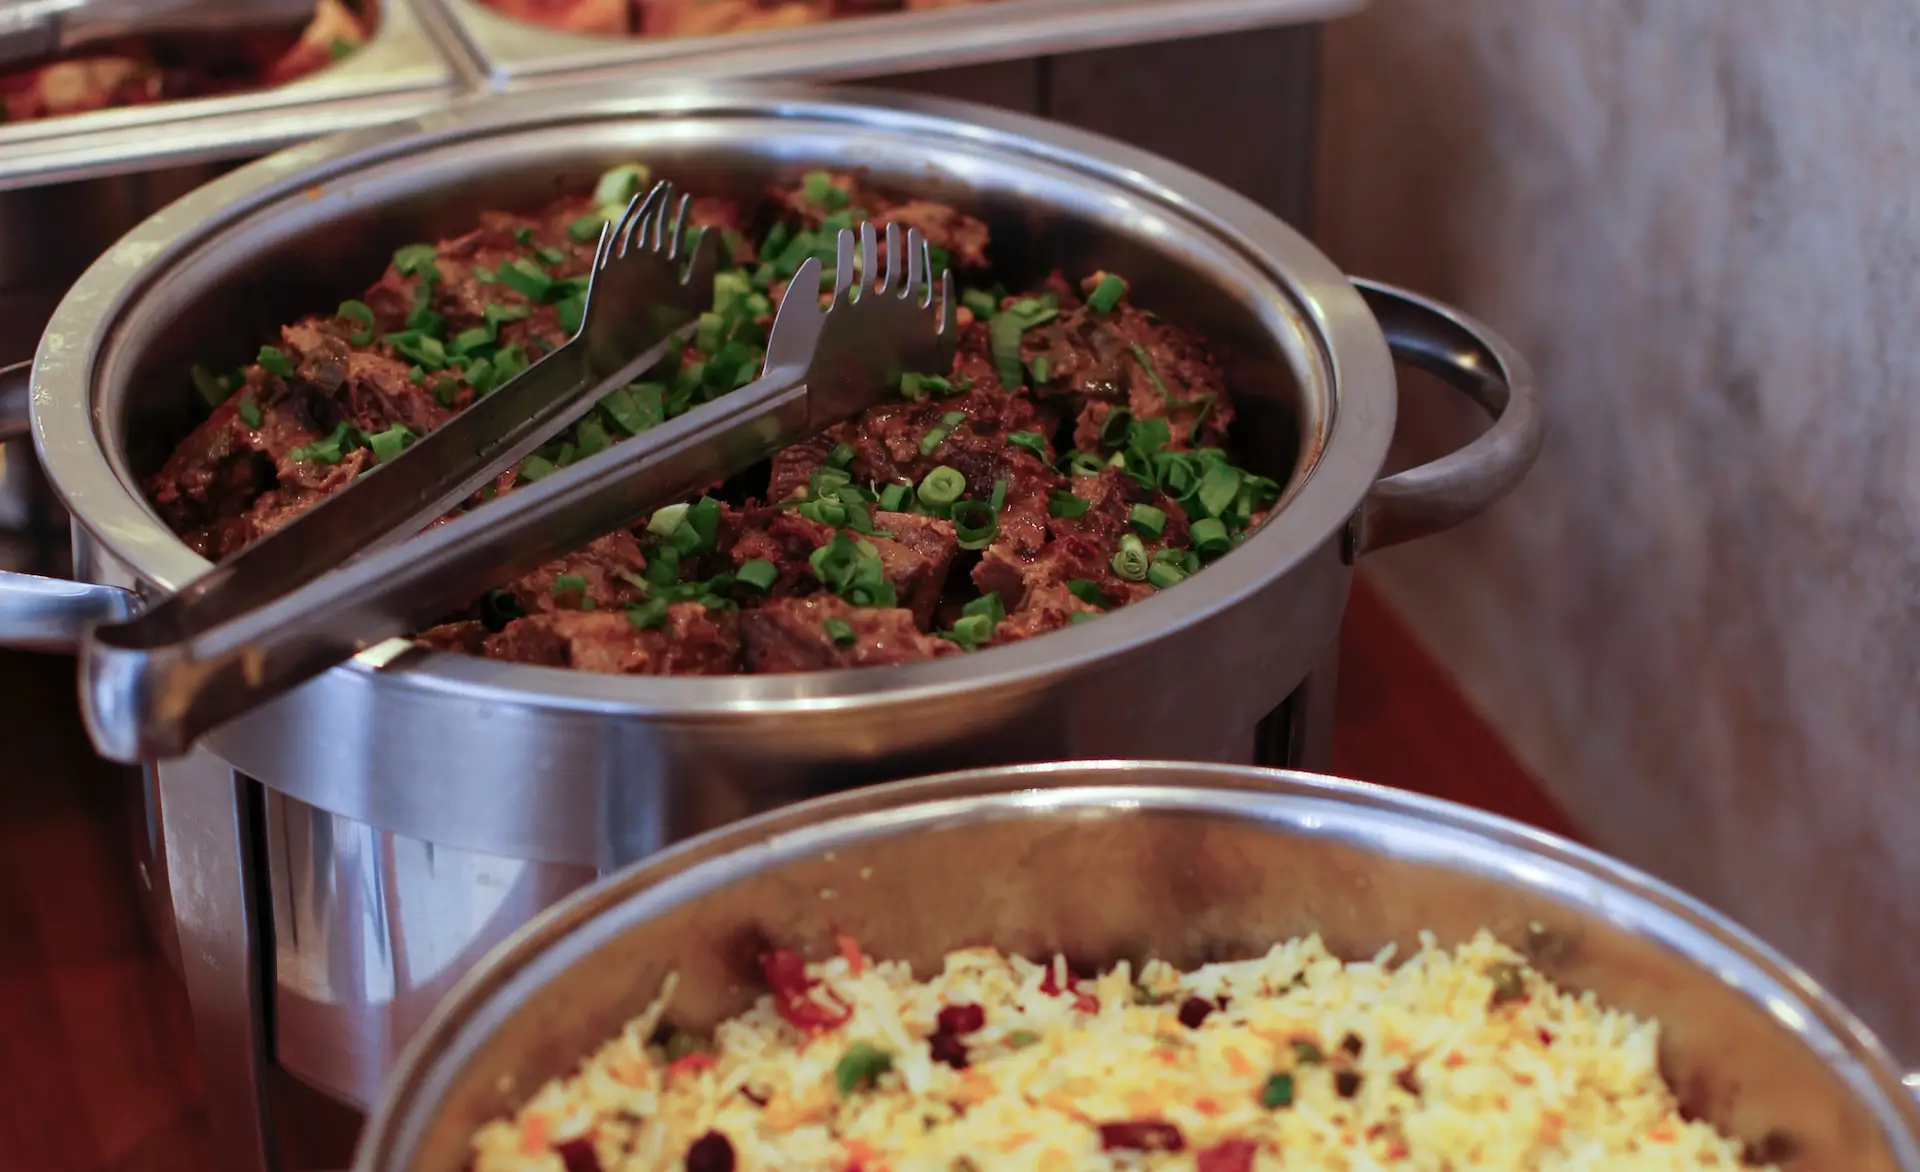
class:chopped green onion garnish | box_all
[237,396,262,429]
[448,326,493,356]
[1067,579,1103,607]
[627,597,670,631]
[1069,611,1097,625]
[1198,463,1243,518]
[1086,272,1127,313]
[574,418,611,458]
[1007,430,1050,463]
[368,423,413,463]
[1130,342,1173,399]
[822,616,857,647]
[876,483,908,513]
[551,573,587,598]
[1148,561,1186,589]
[1112,533,1150,581]
[385,330,448,371]
[989,311,1025,389]
[951,500,998,550]
[989,477,1007,513]
[518,454,556,483]
[593,163,651,209]
[918,428,949,456]
[961,288,999,319]
[485,302,531,331]
[801,171,850,211]
[288,421,359,466]
[535,246,566,268]
[684,497,722,552]
[1191,517,1231,558]
[940,411,967,427]
[828,442,856,468]
[1029,354,1052,384]
[1049,491,1089,519]
[567,213,607,243]
[1130,503,1167,538]
[557,292,588,335]
[1292,1040,1325,1065]
[736,559,778,591]
[948,613,994,648]
[257,345,295,378]
[962,591,1006,625]
[1006,1030,1041,1050]
[1098,409,1133,451]
[917,466,966,508]
[191,364,232,408]
[392,243,439,276]
[647,502,691,537]
[1262,1072,1296,1108]
[512,226,534,246]
[1067,452,1106,478]
[337,299,376,345]
[499,259,554,301]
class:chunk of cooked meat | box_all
[484,606,740,674]
[739,595,959,673]
[990,583,1100,644]
[502,531,650,616]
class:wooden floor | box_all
[0,580,1574,1172]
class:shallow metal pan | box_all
[0,0,457,192]
[424,0,1358,87]
[355,761,1920,1172]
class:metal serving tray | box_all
[0,0,457,191]
[423,0,1359,87]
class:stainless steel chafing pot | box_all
[356,761,1920,1172]
[0,81,1539,1161]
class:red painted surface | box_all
[0,580,1573,1170]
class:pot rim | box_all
[32,79,1400,717]
[355,760,1920,1172]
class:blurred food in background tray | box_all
[0,0,372,123]
[477,0,984,41]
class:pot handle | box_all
[0,361,141,651]
[1349,279,1544,556]
[0,571,137,653]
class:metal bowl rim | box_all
[32,79,1400,716]
[354,760,1920,1171]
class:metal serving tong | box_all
[80,218,955,763]
[0,0,319,67]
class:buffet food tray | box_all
[423,0,1360,86]
[0,0,456,191]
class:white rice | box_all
[470,929,1772,1171]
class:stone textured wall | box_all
[1312,0,1920,1055]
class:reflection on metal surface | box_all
[429,0,1361,86]
[0,0,454,191]
[266,790,595,1108]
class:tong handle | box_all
[105,295,693,654]
[80,365,812,763]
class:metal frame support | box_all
[158,749,279,1172]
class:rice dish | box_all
[469,929,1775,1171]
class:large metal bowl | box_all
[356,761,1920,1172]
[0,82,1538,1118]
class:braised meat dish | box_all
[149,164,1281,676]
[0,0,368,124]
[478,0,980,42]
